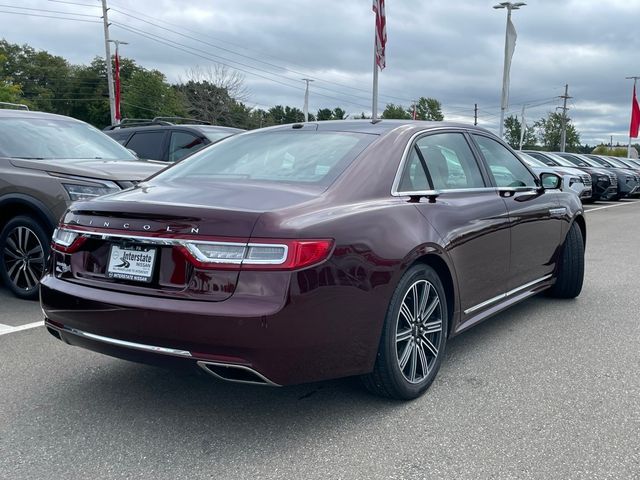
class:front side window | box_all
[405,133,485,191]
[473,135,536,187]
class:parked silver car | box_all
[518,152,591,200]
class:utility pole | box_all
[302,78,313,122]
[101,0,116,126]
[559,83,572,152]
[474,103,478,126]
[518,103,526,150]
[625,76,640,157]
[412,100,418,120]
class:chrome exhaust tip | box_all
[197,361,279,387]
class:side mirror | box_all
[540,172,562,190]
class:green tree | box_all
[415,97,444,121]
[591,145,628,157]
[534,112,580,151]
[332,107,346,120]
[382,103,411,119]
[316,108,333,121]
[503,114,536,149]
[124,68,185,120]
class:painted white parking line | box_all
[586,201,639,213]
[0,320,43,337]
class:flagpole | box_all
[627,76,639,158]
[372,28,379,121]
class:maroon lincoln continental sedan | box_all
[41,120,585,400]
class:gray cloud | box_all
[2,0,638,145]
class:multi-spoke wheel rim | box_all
[395,279,443,384]
[3,226,45,292]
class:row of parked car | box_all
[519,150,640,202]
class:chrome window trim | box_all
[390,129,491,196]
[57,228,290,265]
[463,274,553,315]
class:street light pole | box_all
[494,2,526,139]
[302,78,313,122]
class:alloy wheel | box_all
[3,226,46,293]
[395,279,443,384]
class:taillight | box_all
[51,228,87,253]
[181,239,333,270]
[53,225,333,271]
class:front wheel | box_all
[0,216,50,300]
[547,222,584,299]
[362,264,448,400]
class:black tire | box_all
[548,222,584,299]
[0,216,50,300]
[362,264,448,400]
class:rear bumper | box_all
[40,273,385,386]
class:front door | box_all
[471,134,563,291]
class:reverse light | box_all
[182,239,332,270]
[51,228,87,253]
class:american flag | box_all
[372,0,386,70]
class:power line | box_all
[108,0,417,105]
[108,14,385,109]
[0,9,101,22]
[0,3,99,17]
[111,22,376,111]
[48,0,100,7]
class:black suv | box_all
[104,118,243,162]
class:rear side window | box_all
[126,131,165,160]
[473,135,536,188]
[156,131,375,188]
[399,133,485,191]
[169,132,206,162]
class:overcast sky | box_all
[1,0,638,145]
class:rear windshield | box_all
[156,130,375,187]
[0,117,137,160]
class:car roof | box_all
[0,108,83,122]
[105,124,243,134]
[263,119,494,136]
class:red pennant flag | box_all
[372,0,386,70]
[630,84,640,138]
[114,50,121,122]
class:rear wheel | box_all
[0,216,49,300]
[548,222,584,299]
[362,264,448,400]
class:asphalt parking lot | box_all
[1,199,639,479]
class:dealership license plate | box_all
[107,245,156,283]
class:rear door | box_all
[396,131,511,316]
[471,134,563,291]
